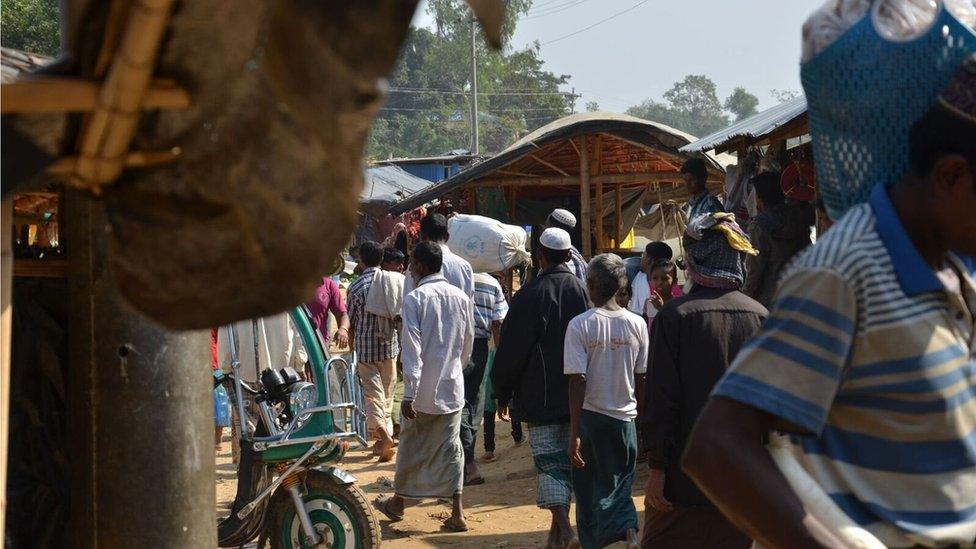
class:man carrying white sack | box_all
[684,4,976,547]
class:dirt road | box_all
[216,421,649,547]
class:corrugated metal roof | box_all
[360,165,432,204]
[680,96,807,153]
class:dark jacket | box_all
[642,287,767,507]
[492,264,588,425]
[743,202,814,306]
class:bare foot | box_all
[483,451,496,462]
[443,515,469,532]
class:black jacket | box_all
[743,202,814,306]
[492,264,588,425]
[642,287,767,507]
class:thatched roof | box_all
[389,111,732,215]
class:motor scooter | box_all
[215,306,378,548]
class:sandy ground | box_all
[216,421,650,548]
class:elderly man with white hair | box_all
[565,253,648,549]
[494,227,590,549]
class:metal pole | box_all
[470,15,479,155]
[65,191,215,547]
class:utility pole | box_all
[469,15,479,155]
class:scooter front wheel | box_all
[267,471,380,549]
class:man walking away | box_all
[347,241,398,461]
[565,254,647,549]
[742,171,813,306]
[642,213,767,549]
[462,271,509,485]
[493,227,589,549]
[546,208,588,281]
[680,158,723,220]
[404,213,474,298]
[374,242,474,532]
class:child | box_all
[481,350,525,462]
[565,254,647,549]
[644,259,683,327]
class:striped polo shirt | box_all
[472,272,508,339]
[713,183,976,547]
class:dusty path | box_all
[216,421,649,547]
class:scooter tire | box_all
[267,471,381,549]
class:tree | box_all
[627,75,730,137]
[1,0,60,56]
[724,87,759,121]
[367,0,572,159]
[584,101,600,112]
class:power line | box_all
[387,87,576,97]
[526,0,592,19]
[540,0,651,45]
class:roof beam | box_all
[529,154,570,176]
[468,170,683,188]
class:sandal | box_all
[372,496,404,522]
[442,516,469,532]
[464,474,485,486]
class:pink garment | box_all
[305,277,347,341]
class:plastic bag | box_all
[214,385,232,428]
[447,214,531,273]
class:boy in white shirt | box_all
[565,253,648,549]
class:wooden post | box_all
[0,197,12,544]
[614,184,622,247]
[506,187,517,223]
[592,135,604,253]
[579,137,592,259]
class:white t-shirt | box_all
[563,307,649,421]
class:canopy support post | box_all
[0,197,12,542]
[592,135,604,254]
[579,137,592,259]
[614,185,622,247]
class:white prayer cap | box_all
[539,228,572,251]
[548,208,577,228]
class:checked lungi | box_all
[527,423,573,509]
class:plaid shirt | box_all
[348,267,399,363]
[568,246,588,281]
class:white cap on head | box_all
[539,228,572,251]
[548,208,577,228]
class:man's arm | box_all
[399,295,423,404]
[328,280,351,347]
[491,290,542,406]
[683,397,844,549]
[567,374,586,468]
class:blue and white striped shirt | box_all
[472,273,508,339]
[713,183,976,547]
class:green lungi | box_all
[571,409,639,549]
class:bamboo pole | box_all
[592,135,604,253]
[0,77,190,114]
[0,197,12,546]
[614,184,622,246]
[579,136,592,259]
[74,0,176,192]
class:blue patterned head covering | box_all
[801,2,975,220]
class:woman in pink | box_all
[305,276,350,350]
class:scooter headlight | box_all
[289,382,317,429]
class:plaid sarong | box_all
[527,423,573,509]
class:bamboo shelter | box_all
[391,111,731,258]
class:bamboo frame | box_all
[592,135,604,253]
[73,0,177,192]
[529,154,569,176]
[468,171,682,188]
[46,148,182,176]
[0,77,190,114]
[614,185,622,246]
[0,197,12,543]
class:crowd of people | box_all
[212,42,976,549]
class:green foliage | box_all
[584,101,600,112]
[725,86,759,121]
[366,0,571,159]
[627,75,760,138]
[1,0,60,55]
[770,88,801,103]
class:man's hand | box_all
[497,406,510,422]
[568,436,585,468]
[644,469,672,512]
[334,327,350,349]
[402,400,417,420]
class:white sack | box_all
[447,214,531,273]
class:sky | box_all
[411,0,824,112]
